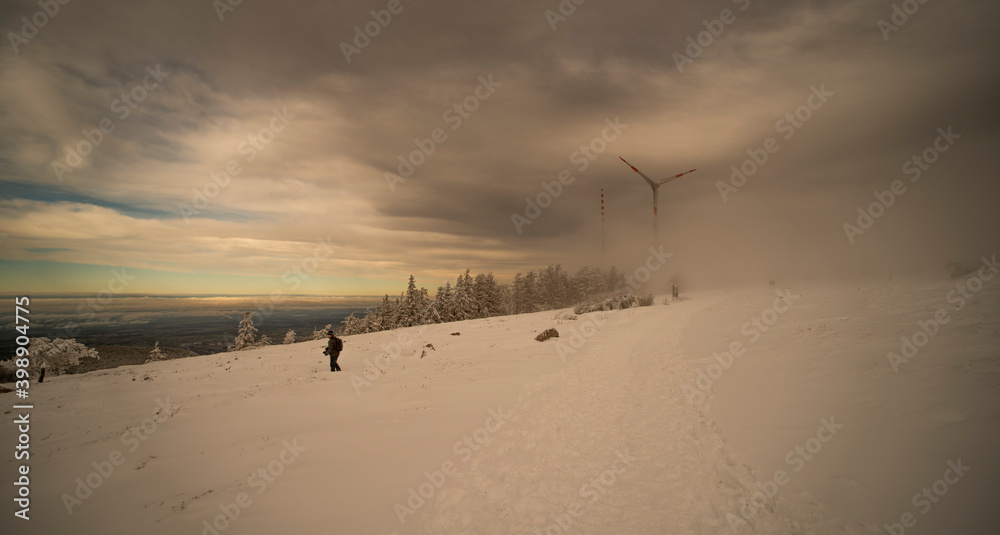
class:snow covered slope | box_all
[689,276,1000,535]
[2,275,997,535]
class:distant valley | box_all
[0,294,380,359]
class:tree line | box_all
[340,265,627,335]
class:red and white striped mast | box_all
[601,187,606,254]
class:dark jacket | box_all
[324,336,342,355]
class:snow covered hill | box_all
[2,275,998,534]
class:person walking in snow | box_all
[324,330,344,372]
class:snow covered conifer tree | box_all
[512,273,527,314]
[369,296,394,332]
[417,287,433,324]
[471,272,506,317]
[256,334,271,347]
[359,308,377,333]
[538,264,571,309]
[495,282,514,316]
[574,266,607,301]
[232,311,258,350]
[147,341,165,362]
[432,281,453,323]
[471,273,491,317]
[445,276,463,321]
[283,330,296,344]
[369,295,395,331]
[450,270,479,321]
[397,277,415,327]
[462,270,480,318]
[399,275,432,327]
[523,270,541,312]
[489,275,511,315]
[427,296,444,324]
[385,294,403,330]
[341,313,363,335]
[374,297,390,331]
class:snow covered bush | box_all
[311,324,333,340]
[26,337,99,375]
[283,330,296,344]
[554,310,578,323]
[256,334,271,347]
[341,312,368,335]
[573,293,654,315]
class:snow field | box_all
[2,275,997,535]
[691,276,1000,535]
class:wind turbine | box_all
[619,157,696,239]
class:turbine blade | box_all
[654,168,698,185]
[619,157,656,187]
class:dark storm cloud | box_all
[1,0,998,289]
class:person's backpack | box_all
[334,337,344,352]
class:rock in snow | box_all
[535,328,559,342]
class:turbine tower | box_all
[619,157,696,239]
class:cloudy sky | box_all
[0,0,997,296]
